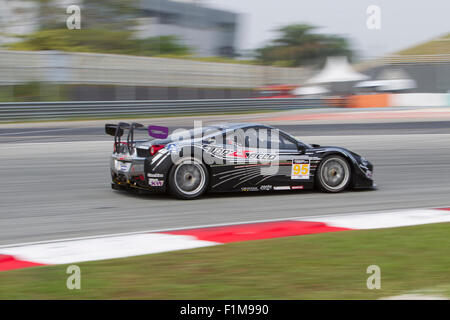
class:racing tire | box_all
[168,158,209,200]
[316,155,351,193]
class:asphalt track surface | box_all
[1,115,450,245]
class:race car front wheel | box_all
[169,158,209,199]
[316,155,351,193]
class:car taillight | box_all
[150,144,165,156]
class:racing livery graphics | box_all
[203,145,278,162]
[106,122,374,199]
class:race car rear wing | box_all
[126,122,145,153]
[105,122,169,153]
[105,122,128,137]
[148,125,169,139]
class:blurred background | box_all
[1,1,450,299]
[0,0,448,106]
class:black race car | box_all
[106,122,374,199]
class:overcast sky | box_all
[206,0,450,59]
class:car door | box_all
[275,132,313,190]
[250,128,298,189]
[211,127,280,191]
[206,129,252,192]
[239,127,312,190]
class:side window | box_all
[279,134,298,150]
[256,128,270,149]
[219,127,260,149]
[266,130,297,151]
[220,127,297,151]
[203,130,225,145]
[244,129,259,149]
[255,129,298,151]
[223,129,245,147]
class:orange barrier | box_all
[347,94,391,108]
[325,97,347,108]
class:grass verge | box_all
[1,223,449,299]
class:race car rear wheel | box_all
[316,155,351,193]
[169,158,209,199]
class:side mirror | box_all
[298,144,306,154]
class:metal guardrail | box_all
[0,98,331,122]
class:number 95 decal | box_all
[291,160,310,180]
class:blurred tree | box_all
[36,0,65,29]
[81,0,140,30]
[7,29,191,56]
[6,0,191,56]
[22,0,140,30]
[8,29,134,53]
[136,36,191,56]
[256,24,353,67]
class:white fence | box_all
[0,50,312,88]
[390,93,450,107]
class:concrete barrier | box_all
[390,93,449,107]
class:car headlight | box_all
[360,157,369,166]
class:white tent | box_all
[355,79,416,91]
[307,56,369,84]
[355,68,417,92]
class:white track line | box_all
[0,206,447,249]
[0,128,77,136]
[0,234,218,265]
[1,207,449,268]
